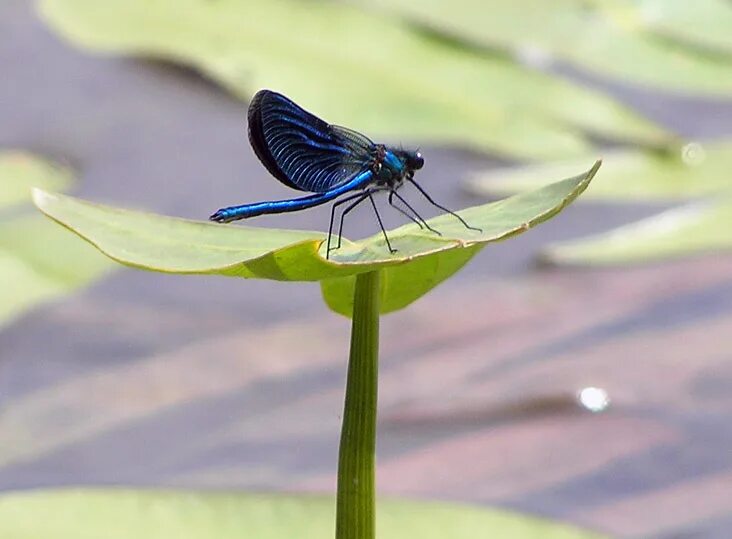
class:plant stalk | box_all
[335,270,380,539]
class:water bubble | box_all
[578,387,610,413]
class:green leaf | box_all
[0,153,112,328]
[37,0,669,159]
[0,151,72,211]
[0,215,113,326]
[466,140,732,202]
[322,244,482,317]
[0,489,605,539]
[541,194,732,266]
[592,0,732,56]
[364,0,732,96]
[466,143,732,267]
[33,161,600,314]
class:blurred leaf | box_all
[468,142,732,266]
[466,139,732,202]
[0,216,112,326]
[33,161,599,314]
[541,195,732,266]
[0,151,72,210]
[0,153,112,328]
[38,0,669,159]
[592,0,732,56]
[362,0,732,96]
[0,489,605,539]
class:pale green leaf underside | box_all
[466,139,732,202]
[364,0,732,96]
[0,490,604,539]
[541,195,732,266]
[37,0,668,159]
[321,244,481,316]
[33,162,599,313]
[0,152,112,328]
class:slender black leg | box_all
[368,193,397,254]
[391,191,442,236]
[388,191,423,229]
[327,191,371,258]
[335,192,370,251]
[408,178,482,232]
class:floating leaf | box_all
[0,489,604,539]
[0,153,112,327]
[0,215,113,325]
[0,151,72,211]
[593,0,732,56]
[37,0,668,159]
[363,0,732,96]
[33,162,600,315]
[541,195,732,266]
[466,139,732,202]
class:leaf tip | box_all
[589,159,602,176]
[577,159,602,194]
[31,187,57,211]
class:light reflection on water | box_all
[578,386,610,413]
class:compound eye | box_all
[411,152,424,170]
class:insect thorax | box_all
[371,145,408,188]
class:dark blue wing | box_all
[248,90,375,193]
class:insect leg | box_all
[327,191,371,258]
[335,191,371,252]
[388,191,423,229]
[368,193,397,254]
[407,178,482,232]
[391,191,442,236]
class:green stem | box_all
[336,270,380,539]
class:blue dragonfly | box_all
[210,90,479,258]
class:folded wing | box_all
[248,90,375,193]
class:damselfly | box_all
[210,90,479,258]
